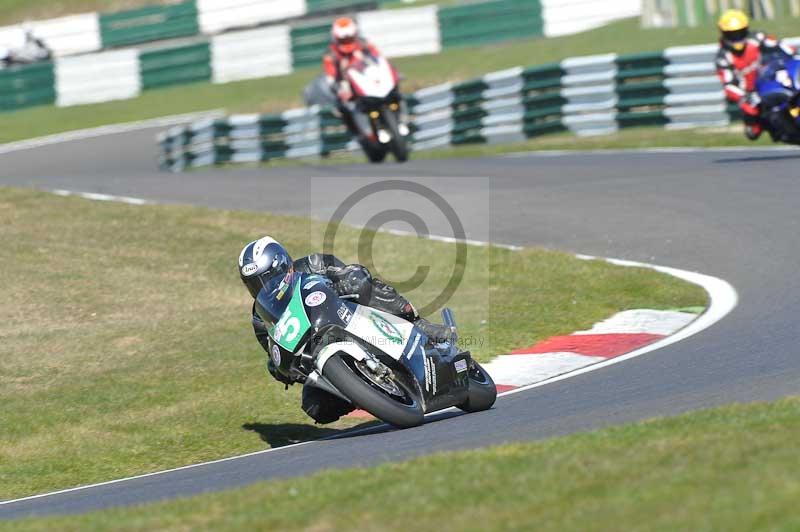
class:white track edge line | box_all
[0,250,736,507]
[0,110,225,155]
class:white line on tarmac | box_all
[52,190,152,205]
[0,110,225,155]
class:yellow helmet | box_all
[718,10,749,52]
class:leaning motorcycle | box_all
[256,270,496,429]
[341,53,411,163]
[755,55,800,145]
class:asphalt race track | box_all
[3,124,800,518]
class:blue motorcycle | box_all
[756,55,800,144]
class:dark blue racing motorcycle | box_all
[756,55,800,144]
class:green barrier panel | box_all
[439,0,544,48]
[291,22,330,69]
[615,52,668,82]
[306,0,378,14]
[618,110,669,128]
[100,1,198,48]
[524,118,566,137]
[0,61,56,112]
[522,63,564,91]
[140,42,211,90]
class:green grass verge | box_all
[8,397,800,530]
[0,186,706,499]
[4,16,800,144]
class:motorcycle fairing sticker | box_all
[269,281,312,352]
[345,305,414,360]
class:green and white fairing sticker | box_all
[345,305,415,360]
[269,280,312,352]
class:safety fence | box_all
[157,39,783,171]
[643,0,800,28]
[1,0,639,112]
[0,1,377,58]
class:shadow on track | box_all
[244,408,473,447]
[242,421,379,447]
[714,153,800,164]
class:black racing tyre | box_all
[458,361,497,413]
[390,135,409,163]
[361,139,387,163]
[382,111,409,163]
[322,355,424,428]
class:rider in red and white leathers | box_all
[322,17,381,139]
[715,9,796,140]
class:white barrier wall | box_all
[55,49,141,107]
[197,0,307,35]
[358,5,441,58]
[542,0,642,38]
[211,26,292,83]
[0,13,101,57]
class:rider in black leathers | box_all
[239,237,454,423]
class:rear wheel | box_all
[458,361,497,413]
[322,355,424,428]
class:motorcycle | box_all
[341,53,411,163]
[755,55,800,145]
[0,31,51,70]
[256,269,496,428]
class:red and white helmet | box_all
[331,17,359,55]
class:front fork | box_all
[369,101,410,144]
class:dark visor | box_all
[723,28,748,42]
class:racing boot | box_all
[745,123,763,141]
[413,317,457,346]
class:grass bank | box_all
[7,397,800,530]
[4,16,800,144]
[0,187,705,499]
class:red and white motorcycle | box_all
[342,53,410,163]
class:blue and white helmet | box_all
[238,236,293,298]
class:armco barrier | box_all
[156,42,765,171]
[55,49,141,107]
[358,6,441,58]
[438,0,544,48]
[0,0,379,59]
[0,13,101,57]
[140,43,212,90]
[99,2,199,49]
[210,26,292,84]
[543,0,641,38]
[1,0,639,110]
[0,62,56,112]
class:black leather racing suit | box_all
[251,253,453,423]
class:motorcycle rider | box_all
[322,17,381,139]
[0,25,50,69]
[715,9,796,140]
[238,236,455,423]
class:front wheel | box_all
[322,355,424,428]
[458,361,497,413]
[382,111,409,163]
[360,138,387,163]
